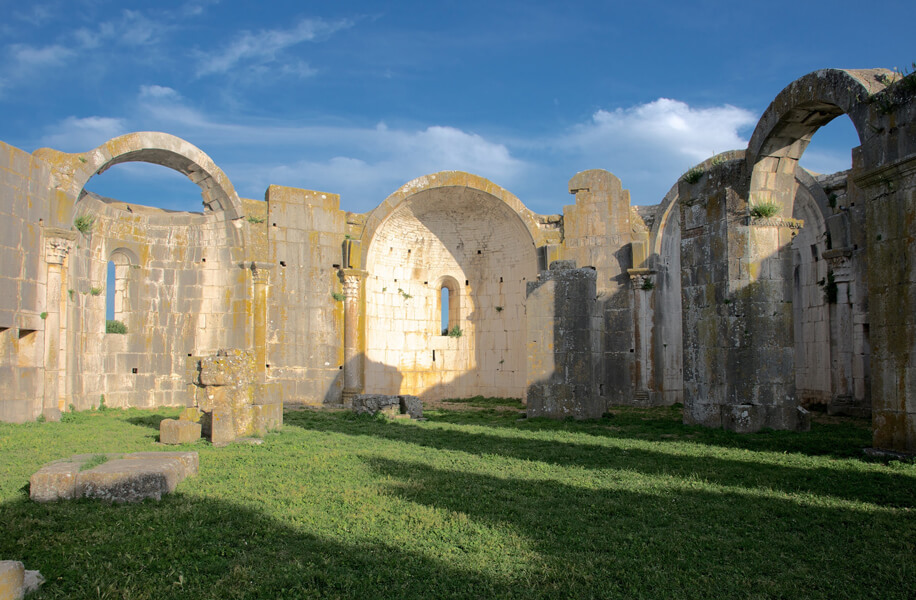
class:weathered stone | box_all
[178,407,202,422]
[30,452,198,503]
[352,394,422,419]
[0,561,24,600]
[159,418,201,444]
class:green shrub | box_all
[683,167,704,184]
[750,201,780,219]
[447,325,463,338]
[106,320,127,334]
[73,215,94,234]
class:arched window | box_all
[436,276,460,335]
[106,250,135,332]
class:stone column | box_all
[249,262,273,380]
[823,248,854,414]
[42,228,77,420]
[340,268,367,406]
[628,268,656,405]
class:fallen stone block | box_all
[159,419,201,445]
[0,561,46,600]
[30,452,198,503]
[353,394,423,419]
[0,561,23,600]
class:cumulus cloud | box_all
[39,116,128,152]
[195,18,352,77]
[552,98,758,203]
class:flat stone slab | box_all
[352,394,422,419]
[30,452,198,503]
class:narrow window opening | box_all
[441,286,450,335]
[432,350,436,362]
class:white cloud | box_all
[39,116,128,152]
[74,9,169,49]
[8,44,73,69]
[551,98,757,203]
[195,18,352,77]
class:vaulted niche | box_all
[365,186,538,401]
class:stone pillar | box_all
[249,262,273,379]
[628,268,657,405]
[526,261,603,419]
[42,228,77,420]
[340,268,367,406]
[823,248,855,414]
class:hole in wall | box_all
[280,261,286,267]
[131,367,138,374]
[201,258,206,263]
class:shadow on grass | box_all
[363,456,914,599]
[125,413,172,430]
[0,494,514,600]
[285,411,916,508]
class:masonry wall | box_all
[63,192,251,410]
[0,142,52,422]
[265,185,347,405]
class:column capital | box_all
[822,248,854,282]
[627,268,656,290]
[42,227,78,265]
[340,269,367,298]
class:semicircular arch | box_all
[34,131,244,221]
[359,171,543,265]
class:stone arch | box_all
[745,68,893,214]
[361,172,540,400]
[33,131,245,221]
[358,171,542,260]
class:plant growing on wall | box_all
[750,201,780,219]
[398,288,412,300]
[495,306,503,312]
[641,279,655,291]
[246,215,265,224]
[447,325,463,338]
[89,287,103,296]
[73,215,94,234]
[331,292,345,302]
[106,320,127,334]
[683,167,705,184]
[40,312,48,320]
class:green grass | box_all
[0,405,913,599]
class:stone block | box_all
[159,419,201,445]
[0,560,24,600]
[398,395,423,419]
[207,407,236,445]
[178,407,202,422]
[251,402,283,434]
[30,452,198,503]
[722,404,765,433]
[28,459,81,502]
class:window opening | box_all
[441,286,450,335]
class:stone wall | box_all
[0,142,53,422]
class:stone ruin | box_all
[0,67,915,455]
[173,349,283,445]
[29,451,198,503]
[352,394,423,419]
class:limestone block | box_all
[251,402,283,434]
[399,395,423,419]
[0,560,24,600]
[159,419,201,445]
[28,459,82,502]
[178,407,202,422]
[722,404,765,433]
[207,407,236,445]
[30,452,197,503]
[78,456,186,502]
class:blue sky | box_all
[1,0,913,214]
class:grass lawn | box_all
[0,402,914,599]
